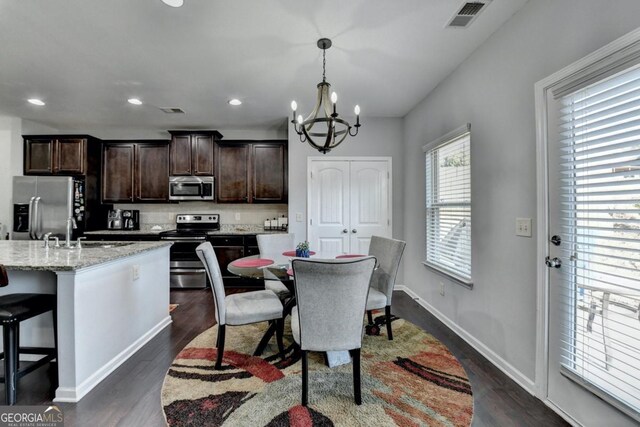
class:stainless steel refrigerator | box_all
[12,176,84,240]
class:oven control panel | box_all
[176,214,219,224]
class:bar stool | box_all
[0,265,57,405]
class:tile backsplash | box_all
[113,203,288,227]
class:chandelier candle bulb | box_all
[297,115,303,125]
[355,105,361,126]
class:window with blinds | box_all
[558,64,640,418]
[425,131,472,284]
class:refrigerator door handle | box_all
[33,197,41,240]
[28,196,36,239]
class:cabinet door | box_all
[24,139,54,174]
[102,144,135,202]
[217,144,249,202]
[252,143,287,202]
[170,135,192,176]
[212,245,245,278]
[192,135,215,176]
[135,144,169,201]
[54,138,86,174]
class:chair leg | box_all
[275,319,285,359]
[351,348,362,405]
[301,350,308,406]
[3,323,19,405]
[215,324,226,370]
[367,310,373,325]
[385,306,393,341]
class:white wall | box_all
[402,0,640,422]
[287,117,404,244]
[0,116,23,238]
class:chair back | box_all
[256,233,295,257]
[368,236,406,305]
[196,242,227,325]
[292,257,376,351]
[0,265,8,287]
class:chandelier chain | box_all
[322,48,326,82]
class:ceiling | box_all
[0,0,528,133]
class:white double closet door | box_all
[308,158,391,255]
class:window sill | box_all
[422,262,473,290]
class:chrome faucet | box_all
[66,217,77,248]
[43,232,53,249]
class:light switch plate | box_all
[516,218,532,237]
[132,264,140,281]
[296,212,304,222]
[235,213,241,221]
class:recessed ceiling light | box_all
[28,98,45,106]
[228,99,242,106]
[128,98,143,105]
[161,0,184,7]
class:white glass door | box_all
[546,65,640,425]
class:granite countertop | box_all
[0,241,172,272]
[84,224,288,236]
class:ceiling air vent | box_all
[159,107,185,114]
[447,1,490,28]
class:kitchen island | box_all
[0,240,172,402]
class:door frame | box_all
[306,156,393,245]
[534,27,640,421]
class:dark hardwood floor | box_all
[3,289,567,426]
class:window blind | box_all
[425,132,472,284]
[558,64,640,420]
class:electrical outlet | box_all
[235,213,241,221]
[132,265,140,281]
[296,212,304,222]
[439,282,445,296]
[516,218,532,237]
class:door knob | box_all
[342,229,348,234]
[545,256,562,268]
[351,229,357,234]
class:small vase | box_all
[296,249,310,258]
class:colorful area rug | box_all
[161,313,473,426]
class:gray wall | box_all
[0,117,23,238]
[402,0,640,417]
[287,117,404,245]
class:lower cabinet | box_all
[210,234,263,288]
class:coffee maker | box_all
[107,209,123,230]
[122,210,140,230]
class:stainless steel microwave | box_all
[169,176,215,201]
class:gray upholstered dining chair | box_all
[257,233,295,299]
[196,242,285,369]
[365,236,406,340]
[291,256,377,406]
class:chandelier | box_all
[290,38,361,154]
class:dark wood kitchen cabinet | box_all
[216,143,250,202]
[168,130,222,176]
[102,141,169,203]
[215,140,287,203]
[23,135,99,175]
[252,143,287,202]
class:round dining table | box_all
[227,252,368,365]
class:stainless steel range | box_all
[160,214,220,288]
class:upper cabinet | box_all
[102,141,170,203]
[168,131,222,176]
[216,143,250,203]
[24,136,98,175]
[216,140,287,204]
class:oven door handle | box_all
[161,236,206,242]
[170,269,207,274]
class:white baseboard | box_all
[395,285,536,394]
[54,316,172,403]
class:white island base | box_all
[1,244,171,403]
